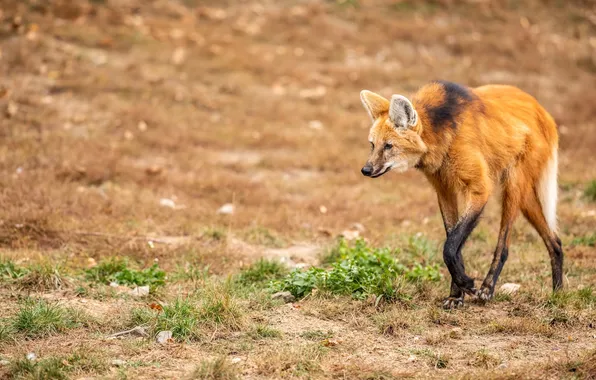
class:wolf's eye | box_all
[384,143,393,151]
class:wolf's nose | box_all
[361,165,373,176]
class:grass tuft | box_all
[411,348,449,369]
[191,357,239,380]
[546,288,596,309]
[584,180,596,202]
[0,260,29,280]
[130,282,244,342]
[571,233,596,247]
[16,264,70,291]
[237,259,287,287]
[130,298,202,342]
[255,344,327,377]
[11,298,88,339]
[470,349,500,368]
[197,282,244,331]
[244,226,285,248]
[300,329,334,341]
[250,324,282,339]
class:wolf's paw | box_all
[442,296,464,309]
[474,287,494,303]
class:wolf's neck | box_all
[416,128,455,174]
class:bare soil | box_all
[0,0,595,379]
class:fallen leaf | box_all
[321,338,340,347]
[149,302,163,311]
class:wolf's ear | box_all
[360,90,389,121]
[389,95,418,129]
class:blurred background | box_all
[0,0,595,270]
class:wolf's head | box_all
[359,90,427,178]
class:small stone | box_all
[0,360,9,366]
[160,198,176,209]
[299,85,326,100]
[499,283,521,295]
[308,120,323,130]
[496,363,507,370]
[407,354,417,362]
[156,330,173,344]
[26,352,36,361]
[145,165,162,176]
[124,130,134,140]
[271,291,295,303]
[169,28,185,40]
[319,205,327,214]
[109,281,119,287]
[272,84,286,96]
[231,357,242,364]
[217,203,235,215]
[86,258,97,268]
[171,47,186,65]
[111,359,126,367]
[6,101,18,118]
[137,120,148,131]
[129,286,150,297]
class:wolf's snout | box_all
[361,164,373,177]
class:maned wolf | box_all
[359,80,562,308]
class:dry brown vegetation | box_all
[1,0,595,379]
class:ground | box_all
[0,0,595,379]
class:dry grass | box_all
[0,0,595,378]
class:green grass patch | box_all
[249,324,282,339]
[237,259,287,287]
[545,287,596,309]
[154,298,201,341]
[8,349,107,379]
[271,239,441,301]
[571,233,596,247]
[584,180,596,202]
[0,260,29,280]
[7,298,88,339]
[85,258,165,288]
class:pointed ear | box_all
[389,95,417,129]
[360,90,389,121]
